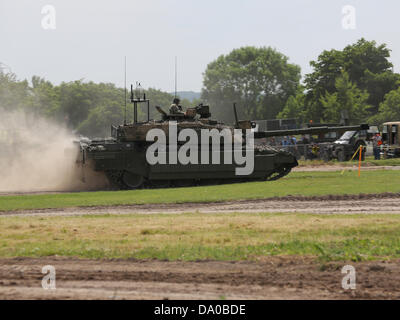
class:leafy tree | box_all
[304,38,400,121]
[277,87,307,122]
[29,76,60,117]
[0,72,30,110]
[361,70,400,112]
[57,81,126,130]
[78,102,124,137]
[320,71,370,124]
[202,46,301,123]
[76,87,193,137]
[0,72,193,137]
[369,87,400,124]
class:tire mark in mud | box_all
[0,257,399,300]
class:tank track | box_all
[265,165,293,181]
[105,170,130,190]
[256,144,297,181]
[103,144,297,190]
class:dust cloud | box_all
[0,109,108,193]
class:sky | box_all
[1,0,400,92]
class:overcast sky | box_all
[1,0,399,92]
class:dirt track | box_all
[1,194,399,300]
[1,193,400,217]
[1,167,399,300]
[0,256,399,300]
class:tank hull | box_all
[81,140,298,189]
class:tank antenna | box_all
[124,56,127,125]
[174,56,177,99]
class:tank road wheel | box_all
[122,171,144,189]
[106,170,127,190]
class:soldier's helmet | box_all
[173,98,180,104]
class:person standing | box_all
[372,133,382,160]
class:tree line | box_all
[0,73,194,137]
[1,38,399,138]
[202,38,400,125]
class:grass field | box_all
[1,212,400,262]
[298,157,400,167]
[0,170,399,212]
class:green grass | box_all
[1,170,399,211]
[298,157,400,167]
[1,212,400,262]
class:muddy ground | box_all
[0,256,399,300]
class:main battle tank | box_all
[76,87,298,189]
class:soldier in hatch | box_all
[169,98,185,115]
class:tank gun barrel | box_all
[254,124,369,139]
